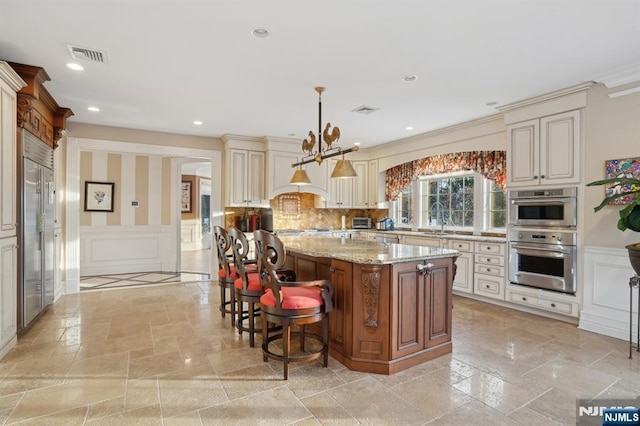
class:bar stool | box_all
[227,227,264,347]
[213,226,236,327]
[254,230,333,379]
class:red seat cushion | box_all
[260,287,323,309]
[234,272,261,291]
[218,265,236,279]
[218,263,257,279]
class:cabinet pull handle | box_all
[329,267,336,273]
[416,263,433,275]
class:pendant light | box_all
[290,86,359,183]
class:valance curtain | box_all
[385,151,507,201]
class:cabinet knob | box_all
[522,297,527,301]
[485,284,490,288]
[541,175,546,179]
[486,259,491,262]
[550,303,556,308]
[329,267,336,273]
[486,268,491,272]
[533,175,538,179]
[416,263,433,275]
[487,247,491,250]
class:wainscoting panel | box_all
[80,225,175,275]
[580,246,638,342]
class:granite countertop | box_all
[279,236,459,265]
[273,229,507,243]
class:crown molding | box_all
[498,82,594,113]
[591,62,640,88]
[0,61,26,92]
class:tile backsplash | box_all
[224,193,389,230]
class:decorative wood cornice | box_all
[9,61,74,149]
[362,265,382,332]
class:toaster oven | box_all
[352,217,371,229]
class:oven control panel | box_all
[508,229,576,246]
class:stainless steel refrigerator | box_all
[22,131,54,328]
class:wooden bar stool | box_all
[227,227,264,347]
[213,226,236,327]
[254,230,333,380]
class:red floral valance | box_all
[385,151,507,201]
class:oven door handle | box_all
[511,244,571,256]
[510,198,574,205]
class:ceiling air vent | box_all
[67,44,108,63]
[352,105,380,115]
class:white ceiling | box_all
[2,0,639,148]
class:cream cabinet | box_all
[368,160,379,207]
[352,161,369,208]
[326,159,353,208]
[505,284,579,317]
[226,149,267,207]
[472,241,506,300]
[0,63,23,239]
[448,240,473,294]
[401,235,441,248]
[0,237,17,357]
[506,110,580,187]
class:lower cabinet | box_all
[448,240,473,294]
[391,259,452,358]
[505,284,579,317]
[0,237,17,358]
[472,241,506,301]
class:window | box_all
[390,172,506,232]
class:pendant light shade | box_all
[331,158,357,179]
[290,166,312,185]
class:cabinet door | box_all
[452,251,473,294]
[0,81,17,239]
[330,259,352,356]
[424,260,452,348]
[228,149,248,205]
[402,235,441,248]
[0,237,17,351]
[368,160,379,208]
[540,110,580,185]
[391,262,425,358]
[352,161,368,208]
[246,151,265,205]
[326,159,353,208]
[506,119,539,187]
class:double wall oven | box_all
[508,187,577,294]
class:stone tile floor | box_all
[0,281,638,425]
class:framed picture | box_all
[84,181,114,212]
[181,181,192,213]
[604,157,640,205]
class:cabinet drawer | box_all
[475,254,504,266]
[474,264,504,277]
[448,240,473,252]
[507,289,540,308]
[473,274,504,300]
[474,242,505,256]
[538,296,577,316]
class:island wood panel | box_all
[328,259,352,357]
[350,264,390,361]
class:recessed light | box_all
[402,75,418,82]
[193,120,203,126]
[87,106,100,112]
[251,28,270,39]
[288,133,296,137]
[354,142,361,146]
[405,126,414,131]
[486,101,498,106]
[67,63,84,71]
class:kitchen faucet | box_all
[430,201,446,234]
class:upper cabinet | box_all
[226,149,268,207]
[0,63,25,240]
[507,110,581,187]
[326,159,353,208]
[325,159,378,209]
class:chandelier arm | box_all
[291,145,359,168]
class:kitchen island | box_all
[278,236,459,374]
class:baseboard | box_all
[0,335,17,361]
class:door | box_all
[22,158,42,326]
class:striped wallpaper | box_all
[79,151,173,226]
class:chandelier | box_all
[290,86,359,185]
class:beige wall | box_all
[583,83,640,248]
[79,150,172,226]
[68,122,224,151]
